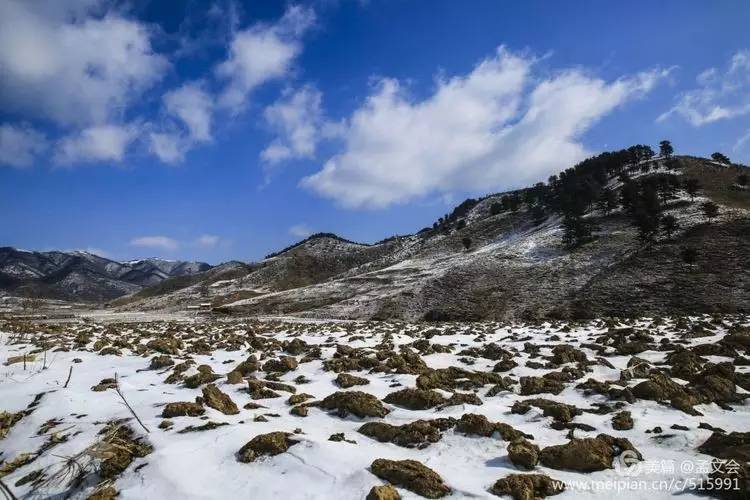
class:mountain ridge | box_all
[4,151,749,320]
[0,247,211,302]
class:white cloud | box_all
[163,81,214,142]
[147,81,215,165]
[129,236,179,251]
[195,234,220,247]
[216,5,315,110]
[0,0,168,127]
[289,224,313,238]
[659,49,750,126]
[301,47,667,208]
[261,85,323,164]
[148,132,185,164]
[0,123,48,167]
[55,124,137,164]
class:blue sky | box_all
[1,0,749,264]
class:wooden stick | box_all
[63,366,73,388]
[114,373,150,434]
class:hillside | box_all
[0,249,211,303]
[118,153,750,320]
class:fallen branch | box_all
[63,366,73,388]
[114,374,150,434]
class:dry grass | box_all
[680,156,750,209]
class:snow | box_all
[1,316,747,499]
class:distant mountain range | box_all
[0,247,210,302]
[4,153,749,320]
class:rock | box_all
[262,356,298,373]
[611,411,633,430]
[91,378,118,392]
[335,373,370,388]
[247,379,282,399]
[442,392,483,407]
[161,401,205,418]
[550,345,588,365]
[370,459,450,498]
[507,439,540,470]
[511,399,581,424]
[237,432,299,463]
[184,366,222,388]
[231,356,259,376]
[519,377,564,396]
[178,421,230,433]
[158,420,173,430]
[290,405,308,417]
[539,434,642,472]
[201,384,239,415]
[366,484,401,500]
[455,413,530,441]
[489,473,565,500]
[358,419,453,449]
[493,359,518,372]
[149,355,174,370]
[226,370,245,384]
[697,432,750,462]
[284,338,309,355]
[383,388,445,410]
[146,337,183,355]
[265,380,296,393]
[319,391,389,418]
[631,372,700,414]
[416,367,504,391]
[287,393,314,405]
[666,350,705,380]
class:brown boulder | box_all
[335,373,370,388]
[539,434,642,472]
[370,459,450,498]
[319,391,389,419]
[237,432,299,463]
[161,401,204,418]
[383,388,445,410]
[489,473,565,500]
[507,439,540,470]
[519,377,564,396]
[366,484,401,500]
[202,384,239,415]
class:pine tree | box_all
[659,140,674,158]
[701,201,719,223]
[711,152,730,164]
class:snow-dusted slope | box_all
[0,248,211,303]
[0,315,747,499]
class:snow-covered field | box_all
[1,315,748,499]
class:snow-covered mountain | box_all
[118,154,750,320]
[0,248,211,302]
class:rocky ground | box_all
[1,315,748,499]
